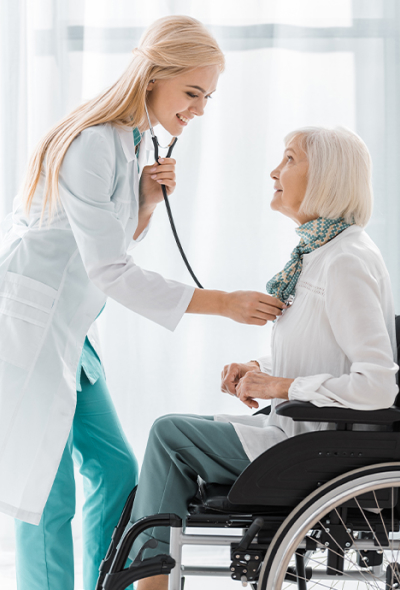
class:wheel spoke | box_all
[258,468,400,590]
[298,546,382,589]
[354,494,400,588]
[372,490,397,569]
[314,525,382,589]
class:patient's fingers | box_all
[221,362,261,395]
[236,380,260,410]
[236,371,273,409]
[221,363,242,395]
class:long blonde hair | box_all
[23,16,225,217]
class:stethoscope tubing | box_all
[151,135,204,289]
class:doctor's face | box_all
[145,65,220,136]
[270,136,313,225]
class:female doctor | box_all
[0,15,284,590]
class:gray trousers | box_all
[127,414,250,559]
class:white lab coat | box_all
[0,123,194,524]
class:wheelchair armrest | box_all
[275,400,400,425]
[254,405,271,417]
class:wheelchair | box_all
[96,316,400,590]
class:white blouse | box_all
[216,226,398,461]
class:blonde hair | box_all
[23,16,225,218]
[285,126,373,226]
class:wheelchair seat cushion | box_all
[189,482,289,516]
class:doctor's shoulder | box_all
[68,123,117,153]
[61,124,118,177]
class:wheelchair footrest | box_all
[103,554,176,590]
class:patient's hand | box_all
[235,372,294,409]
[221,361,260,395]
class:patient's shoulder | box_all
[328,227,389,281]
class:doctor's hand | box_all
[235,372,294,410]
[223,291,286,325]
[139,157,176,209]
[187,290,285,324]
[221,361,260,396]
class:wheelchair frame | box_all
[96,318,400,589]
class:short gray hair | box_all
[284,127,373,226]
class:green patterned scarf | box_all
[267,217,353,302]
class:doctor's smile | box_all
[176,114,189,124]
[143,67,218,137]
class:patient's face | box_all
[270,136,312,225]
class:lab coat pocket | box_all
[0,272,57,369]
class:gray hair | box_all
[284,127,373,226]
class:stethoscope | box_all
[144,103,204,289]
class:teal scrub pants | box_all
[14,370,138,590]
[127,414,250,560]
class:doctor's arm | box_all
[136,154,287,324]
[135,152,287,323]
[59,129,285,329]
[187,289,285,326]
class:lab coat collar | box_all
[115,126,153,163]
[115,126,136,162]
[142,129,154,153]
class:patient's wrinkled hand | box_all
[235,372,294,409]
[221,361,260,396]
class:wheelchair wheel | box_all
[258,463,400,589]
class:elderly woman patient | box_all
[125,127,398,590]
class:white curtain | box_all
[1,1,400,588]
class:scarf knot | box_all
[266,217,353,302]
